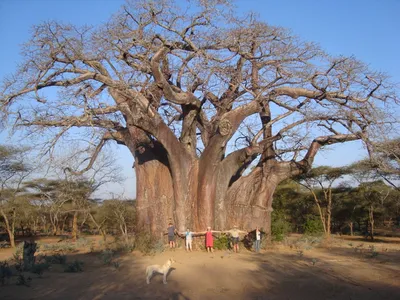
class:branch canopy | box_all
[0,0,398,175]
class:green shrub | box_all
[303,215,324,236]
[13,243,23,261]
[132,233,159,255]
[43,254,67,265]
[64,260,84,273]
[214,234,230,250]
[76,238,90,248]
[271,210,292,241]
[39,242,76,253]
[100,249,114,265]
[112,261,121,270]
[16,274,31,286]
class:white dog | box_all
[145,258,175,284]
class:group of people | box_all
[166,223,264,253]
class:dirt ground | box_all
[1,235,400,300]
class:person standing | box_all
[185,228,193,252]
[205,227,214,253]
[255,226,261,253]
[226,225,248,253]
[167,223,176,249]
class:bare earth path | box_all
[1,236,400,300]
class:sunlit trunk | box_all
[72,211,78,240]
[349,222,353,236]
[1,209,16,248]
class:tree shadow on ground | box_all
[240,251,400,300]
[0,247,399,300]
[0,250,188,300]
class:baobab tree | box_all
[1,0,398,237]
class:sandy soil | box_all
[1,235,400,300]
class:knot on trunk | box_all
[218,119,232,136]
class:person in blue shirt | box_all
[185,228,193,252]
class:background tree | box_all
[1,0,398,236]
[356,139,400,190]
[0,145,31,247]
[100,199,136,241]
[295,166,348,236]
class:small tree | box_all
[0,145,31,247]
[100,199,136,241]
[295,166,348,236]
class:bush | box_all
[132,233,162,255]
[64,260,84,273]
[112,261,121,270]
[76,238,90,248]
[31,262,50,277]
[40,242,76,253]
[100,249,114,265]
[16,274,31,286]
[43,254,67,265]
[214,234,230,250]
[271,210,292,241]
[133,233,152,253]
[303,215,324,236]
[13,243,23,261]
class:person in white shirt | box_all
[255,226,261,253]
[185,228,193,252]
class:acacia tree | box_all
[295,166,348,236]
[1,0,398,236]
[360,139,400,190]
[0,145,31,247]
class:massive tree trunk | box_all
[131,138,293,236]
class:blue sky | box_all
[0,0,399,198]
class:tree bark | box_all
[61,215,68,234]
[1,209,16,248]
[72,211,78,240]
[326,189,332,236]
[349,222,353,236]
[369,205,374,241]
[8,232,15,248]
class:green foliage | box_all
[40,242,76,253]
[271,210,292,241]
[43,254,67,265]
[214,234,230,250]
[132,233,163,255]
[112,236,136,253]
[368,245,379,258]
[76,237,90,248]
[112,261,121,270]
[100,249,115,265]
[13,243,23,261]
[303,215,324,235]
[13,244,23,272]
[64,260,84,273]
